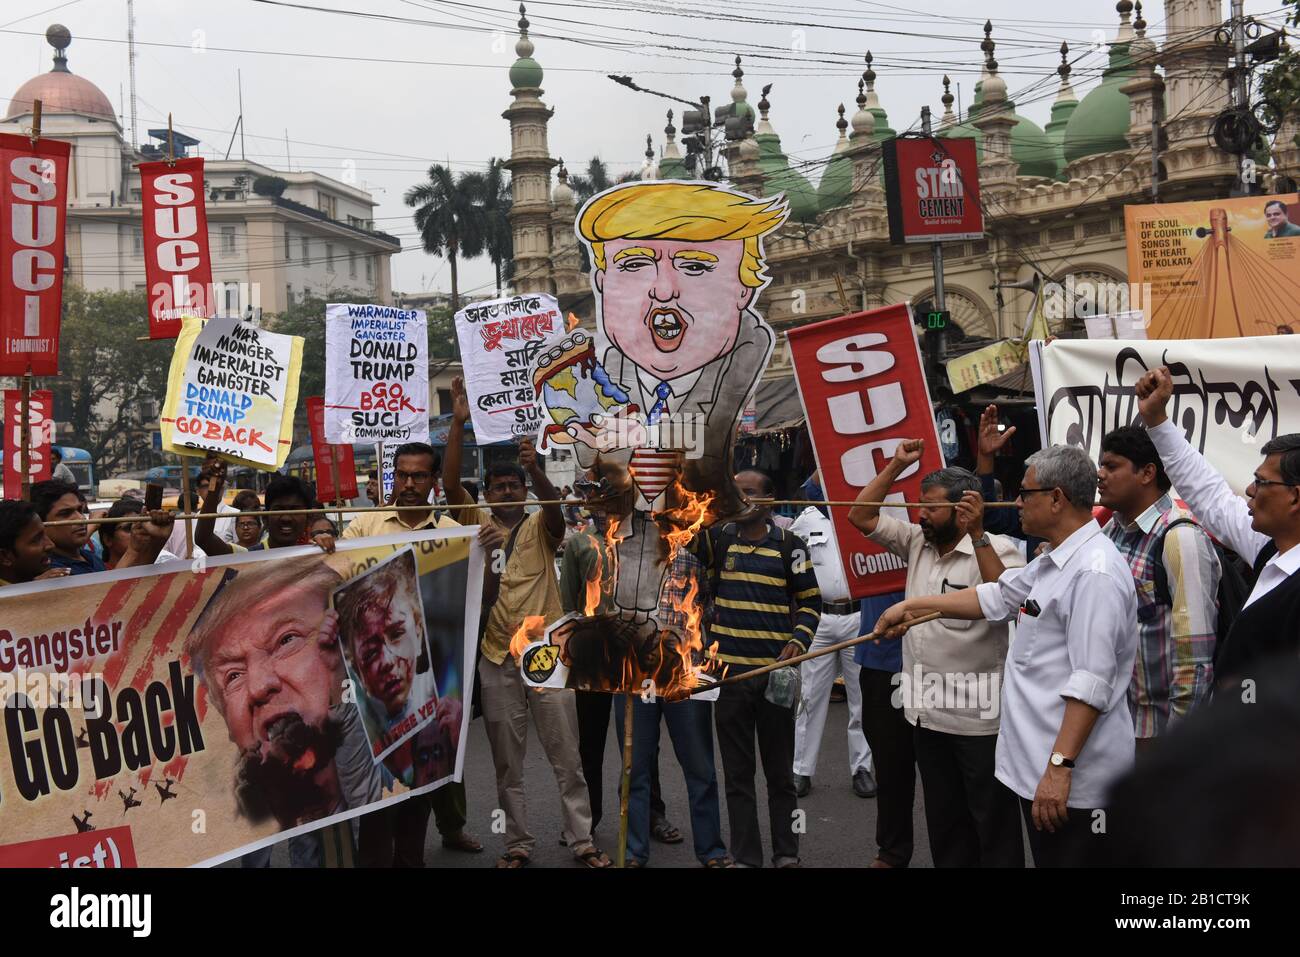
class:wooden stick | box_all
[686,612,943,697]
[41,498,1028,527]
[179,465,194,557]
[30,98,42,142]
[329,452,344,530]
[19,373,32,500]
[617,692,634,868]
[167,113,175,166]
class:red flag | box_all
[787,302,946,598]
[4,388,54,499]
[140,156,214,339]
[306,396,358,502]
[0,133,71,376]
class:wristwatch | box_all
[1049,751,1076,769]
[970,533,991,548]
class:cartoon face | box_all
[595,237,754,381]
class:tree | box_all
[567,157,641,272]
[46,286,172,476]
[404,164,485,312]
[461,157,513,298]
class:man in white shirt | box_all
[1136,365,1300,684]
[789,473,874,800]
[850,444,1026,867]
[875,445,1138,868]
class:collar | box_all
[1043,519,1103,569]
[1266,541,1300,576]
[732,519,782,545]
[1121,495,1172,535]
[796,505,829,527]
[386,508,439,531]
[635,365,703,402]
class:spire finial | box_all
[734,54,743,80]
[1059,41,1071,80]
[1116,0,1134,41]
[645,134,654,161]
[836,103,848,136]
[758,83,771,118]
[982,21,997,74]
[941,74,954,109]
[665,109,676,140]
[558,160,567,182]
[47,23,71,72]
[518,3,529,33]
[1133,1,1146,35]
[863,51,876,89]
[514,4,535,60]
[856,78,866,111]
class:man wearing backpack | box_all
[692,469,821,868]
[1097,426,1221,750]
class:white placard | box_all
[325,303,429,444]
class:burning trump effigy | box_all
[518,180,787,699]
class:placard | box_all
[324,303,428,444]
[140,157,215,339]
[3,388,53,498]
[305,396,359,502]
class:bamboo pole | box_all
[18,373,32,500]
[329,452,345,532]
[686,612,944,697]
[42,498,1026,528]
[617,692,634,868]
[178,465,194,557]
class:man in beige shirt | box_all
[849,440,1025,868]
[342,440,483,864]
[445,377,610,868]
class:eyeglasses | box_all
[1017,487,1056,498]
[394,470,433,484]
[1250,475,1298,490]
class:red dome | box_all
[6,70,116,123]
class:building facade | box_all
[501,1,1300,395]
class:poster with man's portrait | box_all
[0,527,479,867]
[332,547,449,774]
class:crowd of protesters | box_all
[2,365,1298,868]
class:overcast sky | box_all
[0,0,1287,299]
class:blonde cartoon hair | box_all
[576,182,789,289]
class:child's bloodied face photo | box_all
[351,593,421,717]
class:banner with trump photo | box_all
[788,302,946,598]
[1034,335,1300,497]
[0,526,480,868]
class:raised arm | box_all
[847,439,924,537]
[519,438,565,542]
[442,376,474,508]
[1137,366,1267,563]
[195,466,233,557]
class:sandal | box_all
[496,851,531,869]
[650,820,684,844]
[704,856,735,869]
[443,831,484,854]
[575,847,613,868]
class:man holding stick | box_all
[444,376,610,869]
[875,446,1137,868]
[848,441,1025,868]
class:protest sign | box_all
[789,302,946,598]
[1,133,71,376]
[3,389,53,499]
[376,442,397,504]
[324,303,428,444]
[453,293,559,444]
[1036,335,1300,496]
[0,526,481,867]
[1125,194,1300,339]
[160,316,302,469]
[305,396,359,502]
[140,157,214,339]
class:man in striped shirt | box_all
[1097,426,1220,746]
[693,470,821,868]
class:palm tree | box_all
[404,163,485,312]
[568,157,642,271]
[461,157,513,298]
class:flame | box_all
[658,482,714,567]
[566,312,580,332]
[508,615,547,659]
[583,573,602,617]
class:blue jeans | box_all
[239,833,323,868]
[613,694,727,865]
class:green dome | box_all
[756,131,818,223]
[509,57,543,89]
[869,106,895,143]
[659,156,689,179]
[818,144,853,211]
[1062,41,1135,166]
[940,78,1059,180]
[1044,97,1078,180]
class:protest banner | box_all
[160,316,302,470]
[454,293,560,444]
[139,157,214,339]
[789,301,946,598]
[306,396,359,502]
[324,303,428,444]
[0,526,481,868]
[376,442,397,504]
[3,388,53,499]
[1035,335,1300,497]
[1125,194,1300,339]
[1,132,71,377]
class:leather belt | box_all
[821,599,857,616]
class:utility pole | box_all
[127,0,138,150]
[1231,0,1249,189]
[921,106,946,316]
